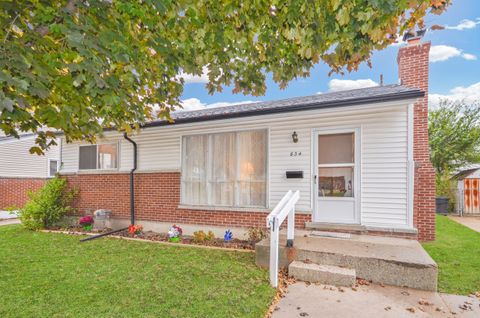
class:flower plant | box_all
[128,224,143,236]
[79,215,94,231]
[168,225,182,242]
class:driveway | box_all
[449,216,480,233]
[273,282,480,318]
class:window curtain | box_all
[182,135,208,205]
[210,133,236,206]
[181,130,267,207]
[237,131,267,206]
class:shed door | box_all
[313,130,360,224]
[464,179,480,214]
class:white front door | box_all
[313,129,360,224]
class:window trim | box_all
[180,129,268,209]
[48,159,59,178]
[78,142,119,171]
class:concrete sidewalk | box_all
[0,210,17,220]
[273,282,480,318]
[0,218,20,226]
[449,216,480,233]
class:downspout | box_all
[80,132,137,242]
[123,133,137,225]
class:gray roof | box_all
[145,84,423,128]
[0,133,36,143]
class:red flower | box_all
[128,224,143,235]
[79,215,94,226]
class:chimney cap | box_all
[402,29,426,42]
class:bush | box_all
[436,170,457,213]
[193,230,215,243]
[18,177,77,230]
[246,227,268,244]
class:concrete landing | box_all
[256,232,438,291]
[289,261,356,286]
[273,282,480,318]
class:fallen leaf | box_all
[406,307,416,313]
[418,299,433,306]
[357,278,370,286]
[384,306,392,311]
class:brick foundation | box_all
[65,172,421,240]
[398,40,436,241]
[0,178,47,210]
[64,172,311,229]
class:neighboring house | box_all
[453,165,480,215]
[58,37,435,241]
[0,134,60,209]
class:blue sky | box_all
[179,0,480,110]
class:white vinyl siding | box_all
[0,136,59,178]
[60,100,413,229]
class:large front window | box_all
[181,130,267,207]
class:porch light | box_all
[292,131,298,143]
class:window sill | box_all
[177,205,270,213]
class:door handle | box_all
[314,175,317,184]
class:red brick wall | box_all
[398,41,436,241]
[64,172,311,229]
[0,178,46,210]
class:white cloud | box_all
[429,82,480,108]
[429,45,477,62]
[462,53,477,61]
[328,79,378,92]
[177,67,209,84]
[445,18,480,31]
[178,98,257,112]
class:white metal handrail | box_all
[266,190,300,288]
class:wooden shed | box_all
[454,166,480,215]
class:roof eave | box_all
[140,89,424,129]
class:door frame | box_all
[311,127,361,224]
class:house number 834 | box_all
[290,151,302,156]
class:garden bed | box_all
[43,226,258,251]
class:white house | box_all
[57,38,436,241]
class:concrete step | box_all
[289,261,356,286]
[255,234,438,291]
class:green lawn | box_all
[423,215,480,295]
[0,225,275,318]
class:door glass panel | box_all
[318,133,354,164]
[318,167,354,197]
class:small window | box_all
[49,159,59,177]
[79,143,118,170]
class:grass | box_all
[422,215,480,295]
[0,225,275,318]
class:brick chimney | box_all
[397,33,436,241]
